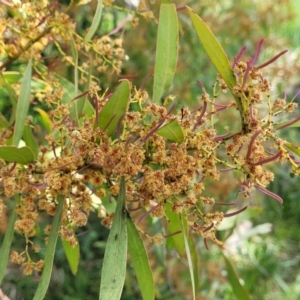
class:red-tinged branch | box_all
[232,46,247,68]
[250,150,282,166]
[254,184,283,204]
[256,50,288,70]
[203,223,214,232]
[138,204,160,223]
[276,115,300,130]
[196,80,206,93]
[164,231,182,238]
[251,39,264,66]
[204,238,209,250]
[224,206,247,217]
[246,129,263,160]
[193,101,207,131]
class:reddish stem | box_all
[232,46,247,68]
[254,184,283,204]
[246,129,263,160]
[224,206,247,217]
[256,50,288,70]
[250,150,282,166]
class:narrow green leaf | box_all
[222,252,251,300]
[23,125,39,160]
[165,202,185,256]
[187,7,247,130]
[127,216,154,300]
[34,108,52,133]
[84,0,103,44]
[285,142,300,156]
[99,177,127,300]
[70,36,80,123]
[189,237,200,293]
[0,146,35,164]
[83,97,95,118]
[0,196,17,285]
[156,120,184,143]
[62,238,80,275]
[56,75,85,122]
[187,7,235,89]
[33,195,64,300]
[97,80,130,137]
[181,216,196,300]
[13,59,32,146]
[153,4,178,104]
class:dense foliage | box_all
[0,1,300,299]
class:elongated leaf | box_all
[55,74,85,122]
[127,215,154,300]
[13,59,32,146]
[153,4,178,104]
[84,0,103,44]
[189,237,200,294]
[285,142,300,156]
[70,36,80,123]
[222,252,251,300]
[62,238,80,275]
[0,146,35,164]
[181,216,195,300]
[165,202,185,256]
[33,195,64,300]
[156,120,184,143]
[187,7,235,89]
[99,177,127,300]
[187,7,245,129]
[34,108,52,133]
[0,196,17,285]
[23,125,39,160]
[97,80,130,137]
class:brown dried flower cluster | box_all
[0,53,299,272]
[0,2,299,277]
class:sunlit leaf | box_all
[153,4,178,104]
[97,80,130,137]
[285,142,300,156]
[62,238,80,276]
[0,196,17,285]
[99,177,127,300]
[165,202,185,256]
[84,0,103,44]
[187,7,235,89]
[13,58,32,146]
[33,195,64,300]
[187,7,244,125]
[222,252,251,300]
[127,215,154,300]
[181,216,196,300]
[0,146,35,164]
[34,108,52,133]
[156,119,184,143]
[23,125,39,160]
[3,71,47,91]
